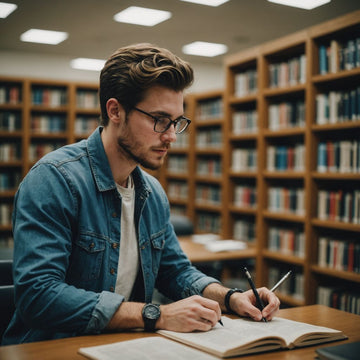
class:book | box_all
[316,341,360,360]
[158,316,347,358]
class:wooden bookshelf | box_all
[223,10,360,312]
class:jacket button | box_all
[112,243,118,249]
[110,268,115,275]
[112,212,117,218]
[110,286,114,292]
[89,243,95,249]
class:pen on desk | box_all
[243,267,267,322]
[218,319,224,326]
[270,270,292,292]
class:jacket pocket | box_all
[69,233,106,282]
[150,230,165,274]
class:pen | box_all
[243,267,267,322]
[218,319,224,326]
[270,270,292,292]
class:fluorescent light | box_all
[180,0,229,6]
[114,6,171,26]
[20,29,68,45]
[182,41,228,57]
[267,0,331,10]
[70,58,106,71]
[0,2,17,18]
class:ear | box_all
[106,98,125,124]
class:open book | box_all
[78,316,347,359]
[158,316,347,358]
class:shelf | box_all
[311,219,360,232]
[262,249,305,266]
[311,265,360,283]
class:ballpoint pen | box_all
[270,270,292,292]
[243,267,267,322]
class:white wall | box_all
[0,50,225,94]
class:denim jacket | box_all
[2,127,219,345]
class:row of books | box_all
[268,267,304,301]
[233,218,256,243]
[29,142,64,162]
[267,144,305,172]
[315,87,360,124]
[232,109,258,134]
[317,189,360,224]
[268,187,305,216]
[167,181,189,200]
[76,90,99,109]
[196,128,222,148]
[32,87,67,107]
[31,115,67,133]
[0,142,21,162]
[317,140,360,174]
[196,212,221,234]
[195,185,221,206]
[74,117,99,136]
[232,148,257,172]
[0,236,13,249]
[0,111,21,131]
[0,203,12,226]
[233,185,257,209]
[318,236,360,273]
[0,171,21,191]
[0,84,21,104]
[268,226,305,258]
[317,286,360,315]
[268,100,305,130]
[171,132,189,149]
[196,158,222,177]
[268,54,306,88]
[318,37,360,75]
[196,98,223,121]
[234,69,258,97]
[167,155,188,174]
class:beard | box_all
[117,136,168,171]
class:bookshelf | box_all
[0,77,101,255]
[224,10,360,312]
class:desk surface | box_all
[178,236,256,262]
[1,305,359,360]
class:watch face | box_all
[144,304,160,319]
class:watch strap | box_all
[225,288,244,314]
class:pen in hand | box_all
[243,267,267,322]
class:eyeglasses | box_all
[133,107,191,134]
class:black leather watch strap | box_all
[225,288,244,314]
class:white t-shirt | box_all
[115,176,139,300]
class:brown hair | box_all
[99,43,194,125]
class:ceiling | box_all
[1,0,360,66]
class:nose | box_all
[160,124,177,143]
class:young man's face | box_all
[116,85,184,170]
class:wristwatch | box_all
[142,303,161,332]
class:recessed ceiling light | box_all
[180,0,229,6]
[267,0,331,10]
[70,58,106,71]
[114,6,171,26]
[182,41,228,57]
[20,29,68,45]
[0,1,17,18]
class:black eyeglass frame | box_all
[133,107,191,134]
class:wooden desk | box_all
[1,305,359,359]
[178,236,256,263]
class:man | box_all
[2,43,279,345]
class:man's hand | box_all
[229,287,280,321]
[157,295,222,332]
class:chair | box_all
[0,260,14,343]
[170,214,194,236]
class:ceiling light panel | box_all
[20,29,68,45]
[182,41,228,57]
[0,1,17,18]
[180,0,229,6]
[267,0,331,10]
[114,6,172,26]
[70,58,106,71]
